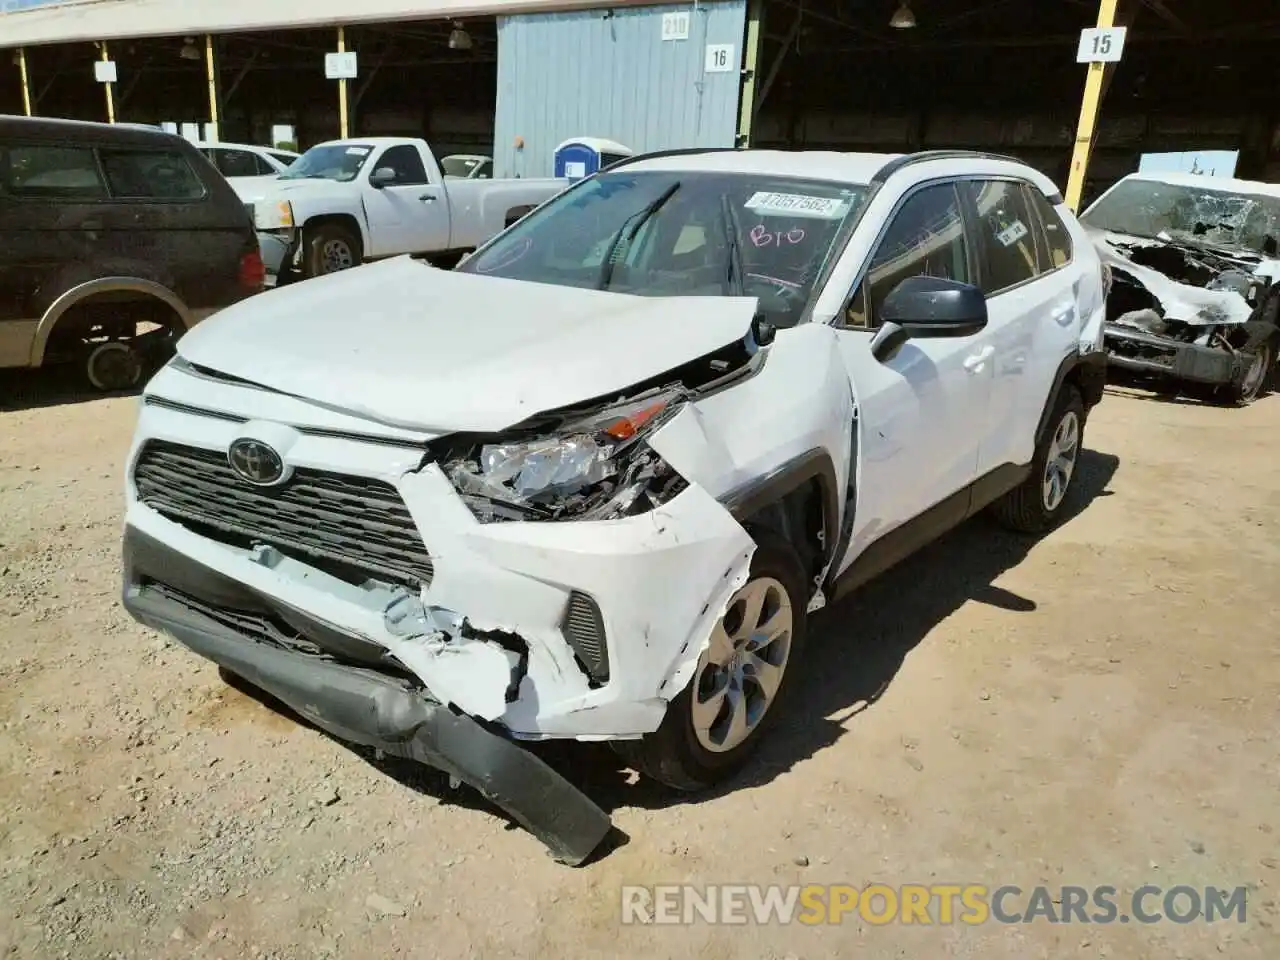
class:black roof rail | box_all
[871,149,1026,185]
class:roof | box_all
[193,141,300,155]
[0,0,662,47]
[555,137,633,155]
[625,150,903,184]
[0,113,188,147]
[619,148,1063,197]
[1123,170,1280,199]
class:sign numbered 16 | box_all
[1076,26,1126,63]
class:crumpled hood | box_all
[231,177,341,204]
[1091,229,1278,326]
[176,257,758,432]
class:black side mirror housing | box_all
[751,314,776,347]
[369,167,396,189]
[871,276,988,363]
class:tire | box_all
[1225,339,1274,407]
[614,532,809,791]
[84,341,143,392]
[302,223,362,279]
[991,384,1085,535]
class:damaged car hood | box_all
[1091,229,1279,327]
[175,256,759,432]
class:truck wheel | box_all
[1225,340,1273,406]
[991,384,1085,535]
[302,223,361,279]
[614,532,809,791]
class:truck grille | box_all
[133,440,434,587]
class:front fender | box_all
[649,322,856,578]
[289,195,371,251]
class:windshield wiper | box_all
[596,181,681,290]
[720,194,746,297]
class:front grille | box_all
[134,440,434,587]
[561,591,608,684]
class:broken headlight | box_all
[446,389,688,522]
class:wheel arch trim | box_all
[30,277,192,368]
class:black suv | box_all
[0,116,264,391]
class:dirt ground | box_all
[1,373,1277,960]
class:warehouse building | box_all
[2,0,1279,206]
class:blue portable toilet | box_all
[554,137,634,182]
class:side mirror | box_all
[870,276,988,363]
[751,314,776,347]
[369,167,396,189]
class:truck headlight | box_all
[445,389,688,522]
[254,199,294,231]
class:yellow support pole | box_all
[100,42,115,124]
[205,34,220,141]
[337,26,349,139]
[17,47,32,116]
[1064,0,1120,211]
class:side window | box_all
[1026,186,1074,269]
[475,160,493,180]
[843,183,970,329]
[0,145,106,200]
[99,149,206,201]
[374,145,430,186]
[268,152,297,169]
[966,179,1039,293]
[211,148,261,178]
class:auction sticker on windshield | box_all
[745,192,849,220]
[346,146,371,156]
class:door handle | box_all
[963,345,995,373]
[419,193,435,203]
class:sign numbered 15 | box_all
[1076,26,1126,63]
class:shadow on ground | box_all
[220,448,1120,863]
[0,367,143,413]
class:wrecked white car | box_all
[1081,172,1280,404]
[122,148,1108,864]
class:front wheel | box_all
[301,223,362,279]
[1225,340,1274,406]
[991,385,1085,534]
[614,533,809,791]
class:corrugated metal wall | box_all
[494,0,747,179]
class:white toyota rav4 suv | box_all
[122,149,1108,864]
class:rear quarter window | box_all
[0,144,106,199]
[98,149,207,201]
[1026,186,1073,269]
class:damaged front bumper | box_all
[1103,322,1244,385]
[123,527,613,865]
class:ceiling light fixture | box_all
[179,37,201,60]
[448,21,473,50]
[889,2,917,29]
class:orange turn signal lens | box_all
[602,400,669,440]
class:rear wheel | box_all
[614,532,809,791]
[991,385,1085,534]
[85,341,143,392]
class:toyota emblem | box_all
[227,438,285,486]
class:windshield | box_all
[278,143,373,182]
[1082,178,1280,253]
[442,156,485,178]
[457,170,868,328]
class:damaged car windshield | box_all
[277,144,373,182]
[458,170,868,327]
[1082,178,1280,254]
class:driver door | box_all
[832,180,994,574]
[361,145,450,257]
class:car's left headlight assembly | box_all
[444,388,689,522]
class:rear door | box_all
[361,144,451,256]
[0,139,111,367]
[960,178,1081,473]
[832,180,992,570]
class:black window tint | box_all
[375,145,429,185]
[99,150,205,200]
[0,145,106,199]
[1027,187,1073,269]
[967,179,1040,293]
[212,149,261,178]
[475,160,493,179]
[845,183,969,328]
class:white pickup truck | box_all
[235,137,565,283]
